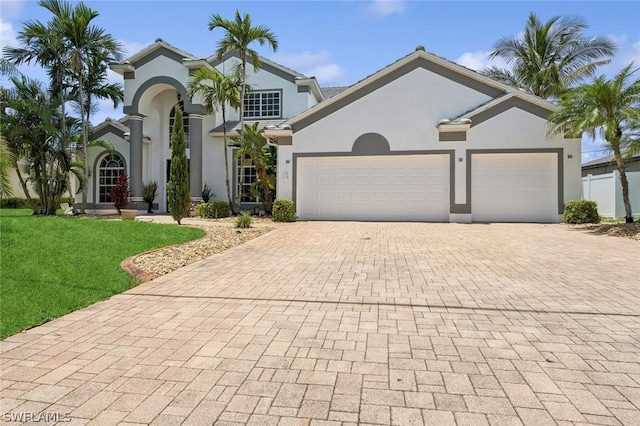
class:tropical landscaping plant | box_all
[167,105,191,224]
[272,198,296,222]
[0,136,14,198]
[201,182,212,203]
[548,64,640,223]
[208,10,278,209]
[482,13,616,99]
[110,174,129,214]
[564,200,600,224]
[231,122,275,214]
[142,180,158,213]
[187,67,242,213]
[4,0,124,214]
[236,211,252,228]
[1,75,80,215]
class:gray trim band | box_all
[292,150,457,212]
[465,149,564,215]
[292,57,505,132]
[469,97,551,127]
[131,46,187,69]
[352,133,391,155]
[124,76,207,115]
[439,132,466,142]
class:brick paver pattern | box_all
[2,222,640,425]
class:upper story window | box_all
[244,91,281,118]
[169,100,189,147]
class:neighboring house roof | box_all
[582,153,640,168]
[209,119,289,135]
[321,86,350,99]
[286,47,558,131]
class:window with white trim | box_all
[98,153,125,203]
[169,100,189,147]
[237,155,259,203]
[243,91,281,118]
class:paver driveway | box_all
[2,222,640,426]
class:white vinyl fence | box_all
[582,171,640,218]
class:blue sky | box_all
[2,0,639,162]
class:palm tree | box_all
[1,75,80,214]
[548,64,640,223]
[208,10,278,129]
[231,123,274,214]
[483,13,616,99]
[43,0,123,213]
[187,67,242,213]
[0,135,15,198]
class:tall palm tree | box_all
[43,0,123,213]
[208,10,278,129]
[187,67,242,213]
[483,13,616,99]
[548,64,640,223]
[0,135,15,198]
[209,10,278,211]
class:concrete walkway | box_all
[1,222,640,425]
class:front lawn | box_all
[0,209,205,339]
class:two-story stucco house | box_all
[83,40,582,223]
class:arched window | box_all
[169,100,189,147]
[98,153,125,203]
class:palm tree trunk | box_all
[14,162,36,211]
[222,108,236,215]
[612,142,634,223]
[236,59,247,212]
[79,75,88,214]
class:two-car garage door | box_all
[296,152,558,222]
[296,155,449,221]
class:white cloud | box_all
[365,0,406,18]
[269,50,347,85]
[455,50,508,72]
[0,19,18,50]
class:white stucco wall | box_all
[287,64,582,222]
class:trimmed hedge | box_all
[564,200,600,224]
[1,197,73,209]
[272,198,296,222]
[194,201,230,219]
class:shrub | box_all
[109,174,130,214]
[202,183,212,203]
[194,201,230,219]
[564,200,600,224]
[272,198,296,222]
[0,197,73,209]
[236,211,252,228]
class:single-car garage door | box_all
[472,153,558,222]
[296,154,449,221]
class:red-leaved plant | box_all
[110,174,130,214]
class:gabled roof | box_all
[287,47,558,132]
[582,153,640,168]
[90,117,129,140]
[110,39,199,73]
[207,51,305,79]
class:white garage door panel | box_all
[472,153,557,223]
[297,155,450,221]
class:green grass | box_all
[0,209,205,339]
